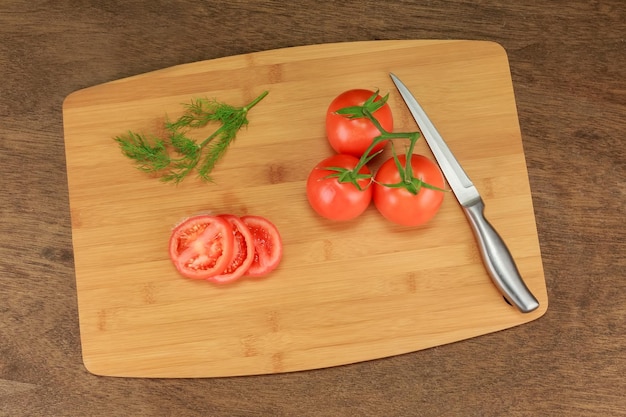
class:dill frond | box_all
[169,130,200,158]
[114,131,170,173]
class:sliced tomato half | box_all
[209,214,255,284]
[168,215,234,280]
[241,215,283,277]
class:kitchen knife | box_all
[390,73,539,313]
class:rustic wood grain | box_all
[1,0,624,415]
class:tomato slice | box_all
[240,215,283,277]
[209,215,255,284]
[168,215,234,280]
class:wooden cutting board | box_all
[63,40,548,378]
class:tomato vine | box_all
[329,90,446,195]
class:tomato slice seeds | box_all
[241,215,283,277]
[168,215,235,280]
[209,215,255,284]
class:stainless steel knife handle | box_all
[463,198,539,313]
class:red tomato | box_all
[326,89,393,157]
[306,154,372,221]
[209,215,255,284]
[241,216,283,277]
[373,154,445,227]
[168,215,235,279]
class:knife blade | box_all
[390,73,539,313]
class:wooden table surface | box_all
[1,1,624,416]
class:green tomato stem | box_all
[334,90,446,196]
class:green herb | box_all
[114,90,268,183]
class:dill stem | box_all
[197,91,268,149]
[198,125,225,148]
[244,90,269,112]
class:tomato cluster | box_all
[168,214,282,284]
[307,89,446,227]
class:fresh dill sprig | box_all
[114,131,171,173]
[114,90,268,184]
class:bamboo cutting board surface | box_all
[63,40,548,378]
